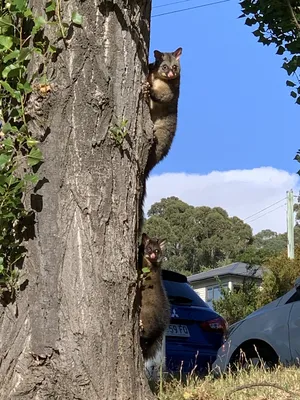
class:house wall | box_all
[190,275,262,308]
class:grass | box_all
[157,364,300,400]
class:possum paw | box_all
[142,81,151,99]
[139,319,144,332]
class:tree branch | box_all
[286,0,300,31]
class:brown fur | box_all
[139,234,170,360]
[143,47,182,175]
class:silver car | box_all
[212,277,300,373]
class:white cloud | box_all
[144,167,300,234]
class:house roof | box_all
[187,262,264,283]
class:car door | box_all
[288,289,300,363]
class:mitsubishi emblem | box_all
[171,308,179,318]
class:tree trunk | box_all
[0,1,154,399]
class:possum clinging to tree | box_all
[139,233,170,361]
[142,47,182,175]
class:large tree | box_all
[144,197,253,273]
[0,1,155,399]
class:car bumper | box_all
[166,347,218,374]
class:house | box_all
[187,262,264,308]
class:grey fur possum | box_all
[143,47,182,174]
[139,233,170,361]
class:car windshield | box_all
[163,280,209,307]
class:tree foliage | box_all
[144,197,253,274]
[258,246,300,306]
[240,0,300,105]
[145,196,300,275]
[213,278,260,325]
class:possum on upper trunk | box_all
[142,47,182,175]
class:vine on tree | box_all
[0,0,82,297]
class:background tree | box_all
[0,1,154,399]
[144,197,253,274]
[258,246,300,306]
[213,278,260,325]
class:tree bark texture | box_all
[0,1,154,399]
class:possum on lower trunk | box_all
[139,233,170,361]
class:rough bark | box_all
[0,1,154,399]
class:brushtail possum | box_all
[143,47,182,174]
[139,233,170,361]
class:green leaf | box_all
[2,123,12,134]
[0,80,16,97]
[142,267,150,274]
[27,147,43,166]
[49,45,57,54]
[17,81,32,94]
[24,174,39,184]
[3,138,14,149]
[23,81,32,94]
[2,64,25,79]
[3,49,20,63]
[32,16,46,34]
[11,0,27,12]
[0,35,13,50]
[26,138,39,147]
[276,46,285,55]
[46,1,56,12]
[0,154,10,168]
[0,15,13,30]
[39,74,48,85]
[291,91,297,98]
[24,8,33,17]
[286,80,296,87]
[71,11,83,26]
[18,47,31,62]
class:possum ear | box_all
[158,239,166,250]
[154,50,163,60]
[142,233,150,245]
[172,47,182,60]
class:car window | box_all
[163,280,209,307]
[286,290,300,304]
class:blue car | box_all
[162,269,227,374]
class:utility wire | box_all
[153,0,192,9]
[244,198,286,221]
[152,0,193,8]
[247,204,286,224]
[152,0,230,18]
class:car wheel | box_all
[231,343,278,371]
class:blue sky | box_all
[146,0,300,234]
[149,0,299,175]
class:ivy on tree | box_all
[0,0,82,297]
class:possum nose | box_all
[168,71,174,78]
[150,253,156,259]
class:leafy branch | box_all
[240,0,300,105]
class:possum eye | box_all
[162,65,168,71]
[172,65,177,71]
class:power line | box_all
[153,0,192,9]
[152,0,230,18]
[247,203,286,224]
[244,198,286,221]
